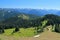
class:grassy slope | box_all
[42,20,48,27]
[13,28,35,37]
[0,27,60,40]
[0,28,36,37]
[0,20,60,40]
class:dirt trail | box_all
[17,31,60,40]
[0,31,60,40]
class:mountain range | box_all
[0,8,60,21]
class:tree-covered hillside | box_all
[0,14,60,33]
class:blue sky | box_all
[0,0,60,9]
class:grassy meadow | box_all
[0,27,36,37]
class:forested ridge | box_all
[0,13,60,34]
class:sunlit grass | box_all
[1,27,36,37]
